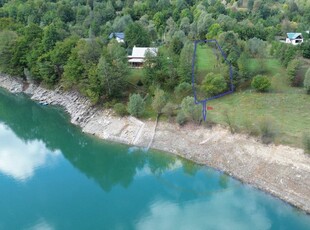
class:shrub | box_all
[304,68,310,94]
[202,73,227,96]
[303,133,310,154]
[176,111,187,125]
[301,41,310,59]
[137,80,143,86]
[127,94,145,118]
[180,96,202,124]
[151,88,167,114]
[174,82,192,99]
[287,59,301,86]
[222,109,237,134]
[258,117,278,144]
[113,103,127,117]
[251,75,271,92]
[162,102,177,119]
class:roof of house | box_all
[128,58,144,63]
[287,33,303,40]
[109,32,125,40]
[128,47,158,59]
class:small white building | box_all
[108,32,125,43]
[128,47,158,68]
[286,33,303,45]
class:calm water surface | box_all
[0,89,310,230]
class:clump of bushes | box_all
[113,103,127,117]
[258,117,278,144]
[251,75,271,92]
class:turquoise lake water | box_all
[0,88,310,230]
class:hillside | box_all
[0,0,309,150]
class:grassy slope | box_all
[204,58,310,147]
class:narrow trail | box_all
[146,114,159,150]
[131,116,145,145]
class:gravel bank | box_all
[1,74,309,214]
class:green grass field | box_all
[204,59,309,147]
[195,44,228,100]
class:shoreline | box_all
[1,74,310,214]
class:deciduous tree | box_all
[127,94,145,117]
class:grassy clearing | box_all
[196,44,217,72]
[207,90,310,147]
[193,51,310,148]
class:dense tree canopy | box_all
[0,0,309,110]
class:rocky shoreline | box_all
[1,74,310,214]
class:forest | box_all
[0,0,310,148]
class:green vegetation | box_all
[251,75,271,92]
[304,68,310,94]
[113,103,127,117]
[127,94,145,118]
[0,0,309,148]
[202,73,227,96]
[178,96,202,124]
[258,116,278,144]
[152,88,167,115]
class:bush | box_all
[251,75,271,92]
[202,73,227,97]
[180,96,202,124]
[222,109,237,134]
[287,59,301,86]
[176,111,187,125]
[113,103,127,117]
[304,68,310,94]
[174,82,192,99]
[303,133,310,154]
[151,88,167,114]
[137,80,143,86]
[258,117,278,144]
[301,41,310,59]
[127,94,145,118]
[162,102,177,119]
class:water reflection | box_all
[0,123,60,181]
[0,89,179,190]
[26,218,54,230]
[136,188,273,230]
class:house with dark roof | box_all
[109,32,125,43]
[286,33,303,45]
[128,46,158,68]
